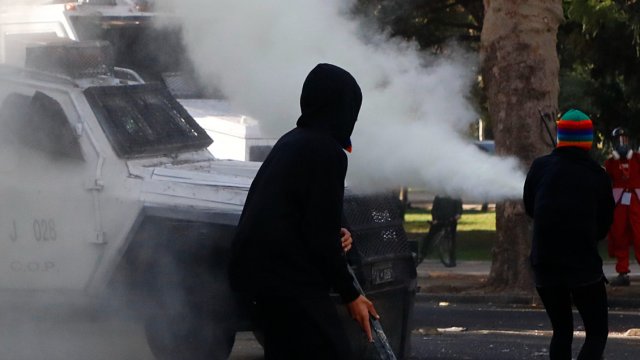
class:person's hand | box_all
[340,227,352,253]
[346,295,379,342]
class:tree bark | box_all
[480,0,563,291]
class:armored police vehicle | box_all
[0,40,262,359]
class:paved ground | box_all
[417,260,640,308]
[408,301,640,359]
[229,260,640,359]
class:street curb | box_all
[415,291,640,309]
[607,297,640,309]
[415,292,536,306]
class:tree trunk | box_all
[480,0,563,291]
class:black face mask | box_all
[616,145,630,157]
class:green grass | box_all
[405,208,611,261]
[404,208,496,261]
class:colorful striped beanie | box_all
[556,109,593,150]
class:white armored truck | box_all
[0,40,261,359]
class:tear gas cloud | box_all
[160,0,526,202]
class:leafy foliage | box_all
[353,0,483,52]
[560,0,640,150]
[354,0,640,154]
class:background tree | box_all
[354,0,483,51]
[558,0,640,147]
[480,0,564,291]
[356,0,563,291]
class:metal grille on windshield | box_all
[84,83,212,158]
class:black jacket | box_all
[431,196,463,222]
[523,147,614,287]
[228,64,362,303]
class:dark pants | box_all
[536,280,608,360]
[422,220,458,261]
[255,294,351,360]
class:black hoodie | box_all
[228,64,362,303]
[523,146,614,287]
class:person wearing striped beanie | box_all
[524,108,614,359]
[556,109,594,150]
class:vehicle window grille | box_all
[84,84,212,157]
[25,40,114,79]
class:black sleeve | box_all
[302,147,360,303]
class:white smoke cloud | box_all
[0,0,42,4]
[157,0,526,202]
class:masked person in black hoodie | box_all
[228,63,378,360]
[523,109,614,360]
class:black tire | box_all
[433,229,456,268]
[144,308,236,360]
[142,261,238,360]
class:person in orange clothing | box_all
[605,127,640,286]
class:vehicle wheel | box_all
[144,309,236,360]
[434,230,456,268]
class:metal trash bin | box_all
[337,191,418,359]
